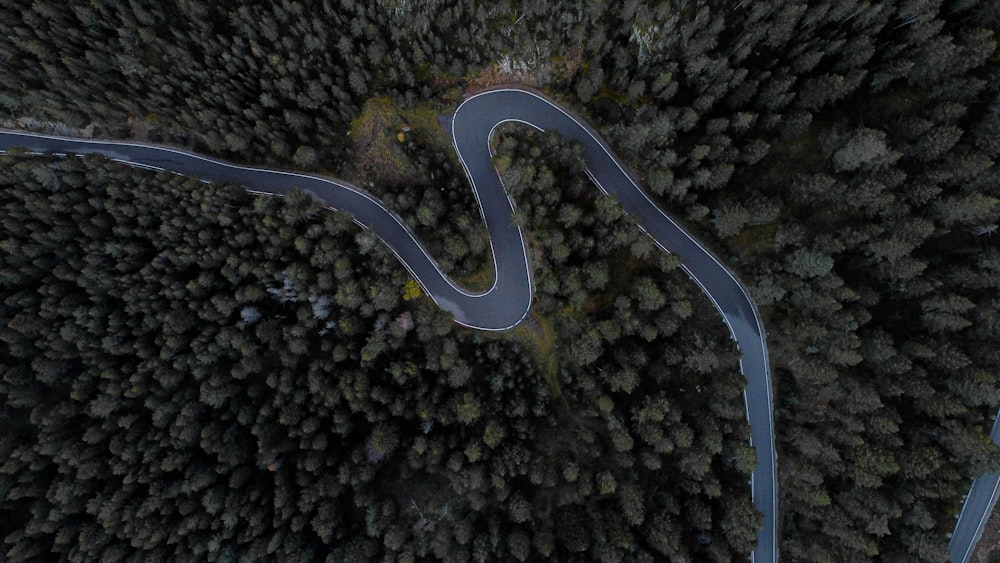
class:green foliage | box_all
[402,279,422,301]
[0,153,754,561]
[292,145,318,168]
[349,97,419,186]
[1,0,999,559]
[785,248,835,279]
[830,129,896,172]
[493,127,757,560]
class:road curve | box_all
[0,89,782,558]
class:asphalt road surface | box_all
[3,87,985,561]
[950,410,1000,562]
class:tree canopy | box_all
[2,0,1000,560]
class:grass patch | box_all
[349,96,455,187]
[729,221,779,258]
[350,97,418,187]
[507,311,566,406]
[457,265,495,293]
[533,314,561,398]
[399,101,454,152]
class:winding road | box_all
[1,87,995,561]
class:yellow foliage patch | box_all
[403,279,423,301]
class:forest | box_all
[0,0,999,561]
[0,151,756,561]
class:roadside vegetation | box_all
[1,0,999,560]
[348,96,491,283]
